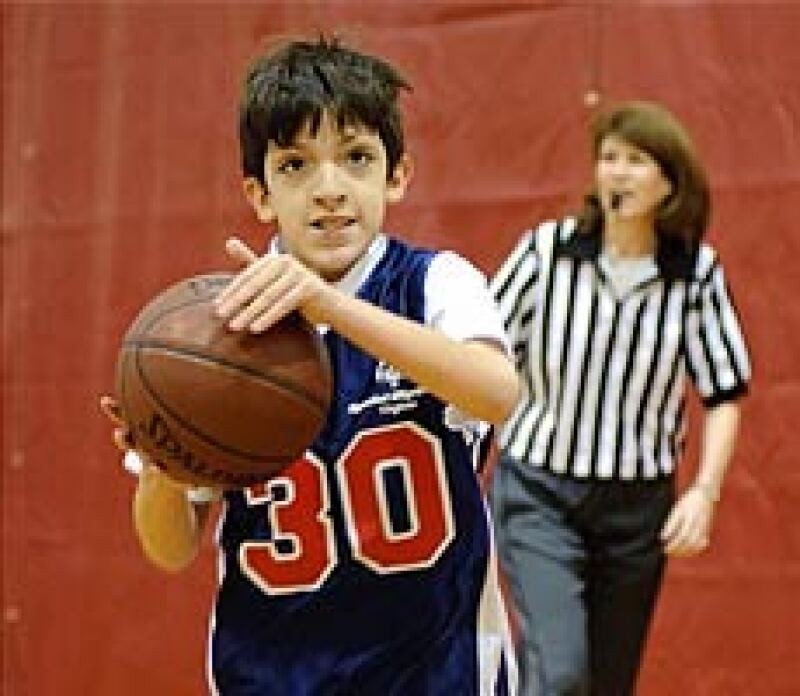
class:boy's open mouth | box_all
[311,217,357,232]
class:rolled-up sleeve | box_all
[685,259,751,407]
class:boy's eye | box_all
[347,148,375,167]
[277,157,305,174]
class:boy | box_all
[103,37,519,695]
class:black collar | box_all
[558,223,697,281]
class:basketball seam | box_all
[129,279,229,336]
[125,339,329,411]
[131,345,324,463]
[128,287,328,412]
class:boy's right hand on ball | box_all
[215,237,331,333]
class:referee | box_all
[489,102,751,696]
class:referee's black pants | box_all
[490,454,674,696]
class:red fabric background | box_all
[2,2,798,694]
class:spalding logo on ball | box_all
[116,273,332,488]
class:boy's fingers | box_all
[226,237,259,268]
[216,238,263,313]
[112,427,136,451]
[227,272,295,331]
[250,284,305,333]
[100,395,123,424]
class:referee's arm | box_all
[491,229,541,376]
[685,257,751,500]
[663,258,751,554]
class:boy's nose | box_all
[313,163,347,208]
[314,191,347,209]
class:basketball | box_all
[115,272,332,488]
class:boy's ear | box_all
[242,177,275,223]
[385,154,413,203]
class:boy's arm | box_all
[100,396,210,572]
[133,462,211,572]
[216,240,520,425]
[313,290,518,424]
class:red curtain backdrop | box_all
[3,2,798,694]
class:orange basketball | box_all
[115,273,332,488]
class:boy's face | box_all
[245,112,411,282]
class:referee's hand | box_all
[660,486,716,556]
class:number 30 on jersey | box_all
[240,423,456,595]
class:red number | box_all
[239,424,454,594]
[240,455,336,595]
[338,423,454,573]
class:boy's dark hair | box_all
[579,101,710,251]
[239,36,410,184]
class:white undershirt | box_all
[598,250,658,298]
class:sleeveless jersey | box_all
[209,238,515,695]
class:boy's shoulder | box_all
[381,236,486,285]
[380,235,438,268]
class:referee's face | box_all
[595,135,672,220]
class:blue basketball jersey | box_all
[209,238,515,695]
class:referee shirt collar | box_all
[559,221,697,281]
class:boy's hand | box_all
[100,395,137,453]
[100,395,194,491]
[215,237,330,333]
[100,395,157,473]
[100,394,155,474]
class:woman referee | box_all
[490,101,751,696]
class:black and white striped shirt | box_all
[492,217,751,480]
